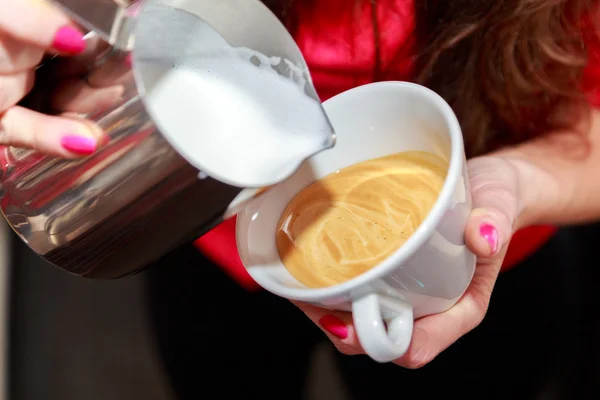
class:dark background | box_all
[8,223,600,399]
[7,230,347,400]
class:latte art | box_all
[276,151,448,288]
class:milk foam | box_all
[136,7,334,187]
[276,151,448,288]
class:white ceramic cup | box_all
[236,82,476,363]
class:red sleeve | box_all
[193,217,262,292]
[193,3,600,289]
[582,11,600,107]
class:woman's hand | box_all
[0,0,102,157]
[294,155,525,368]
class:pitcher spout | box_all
[133,0,338,188]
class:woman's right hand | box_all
[0,0,103,157]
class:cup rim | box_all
[237,81,465,302]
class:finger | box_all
[51,36,111,78]
[51,78,125,114]
[0,34,44,73]
[0,71,34,112]
[466,157,520,257]
[292,301,363,356]
[394,255,505,369]
[0,0,86,54]
[0,106,102,157]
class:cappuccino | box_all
[276,151,447,288]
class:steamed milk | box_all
[276,151,448,288]
[138,8,334,187]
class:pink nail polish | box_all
[61,135,97,155]
[319,315,348,340]
[52,26,86,54]
[480,223,499,254]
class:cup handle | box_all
[352,294,414,363]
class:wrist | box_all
[505,157,540,229]
[493,148,560,229]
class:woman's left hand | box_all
[294,155,524,368]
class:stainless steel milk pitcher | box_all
[0,0,335,279]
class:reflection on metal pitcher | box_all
[0,0,335,279]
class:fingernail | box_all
[52,26,86,54]
[480,223,499,255]
[319,315,348,340]
[61,135,97,155]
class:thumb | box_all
[465,207,514,258]
[465,156,521,258]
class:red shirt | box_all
[195,0,600,291]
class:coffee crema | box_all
[276,151,448,288]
